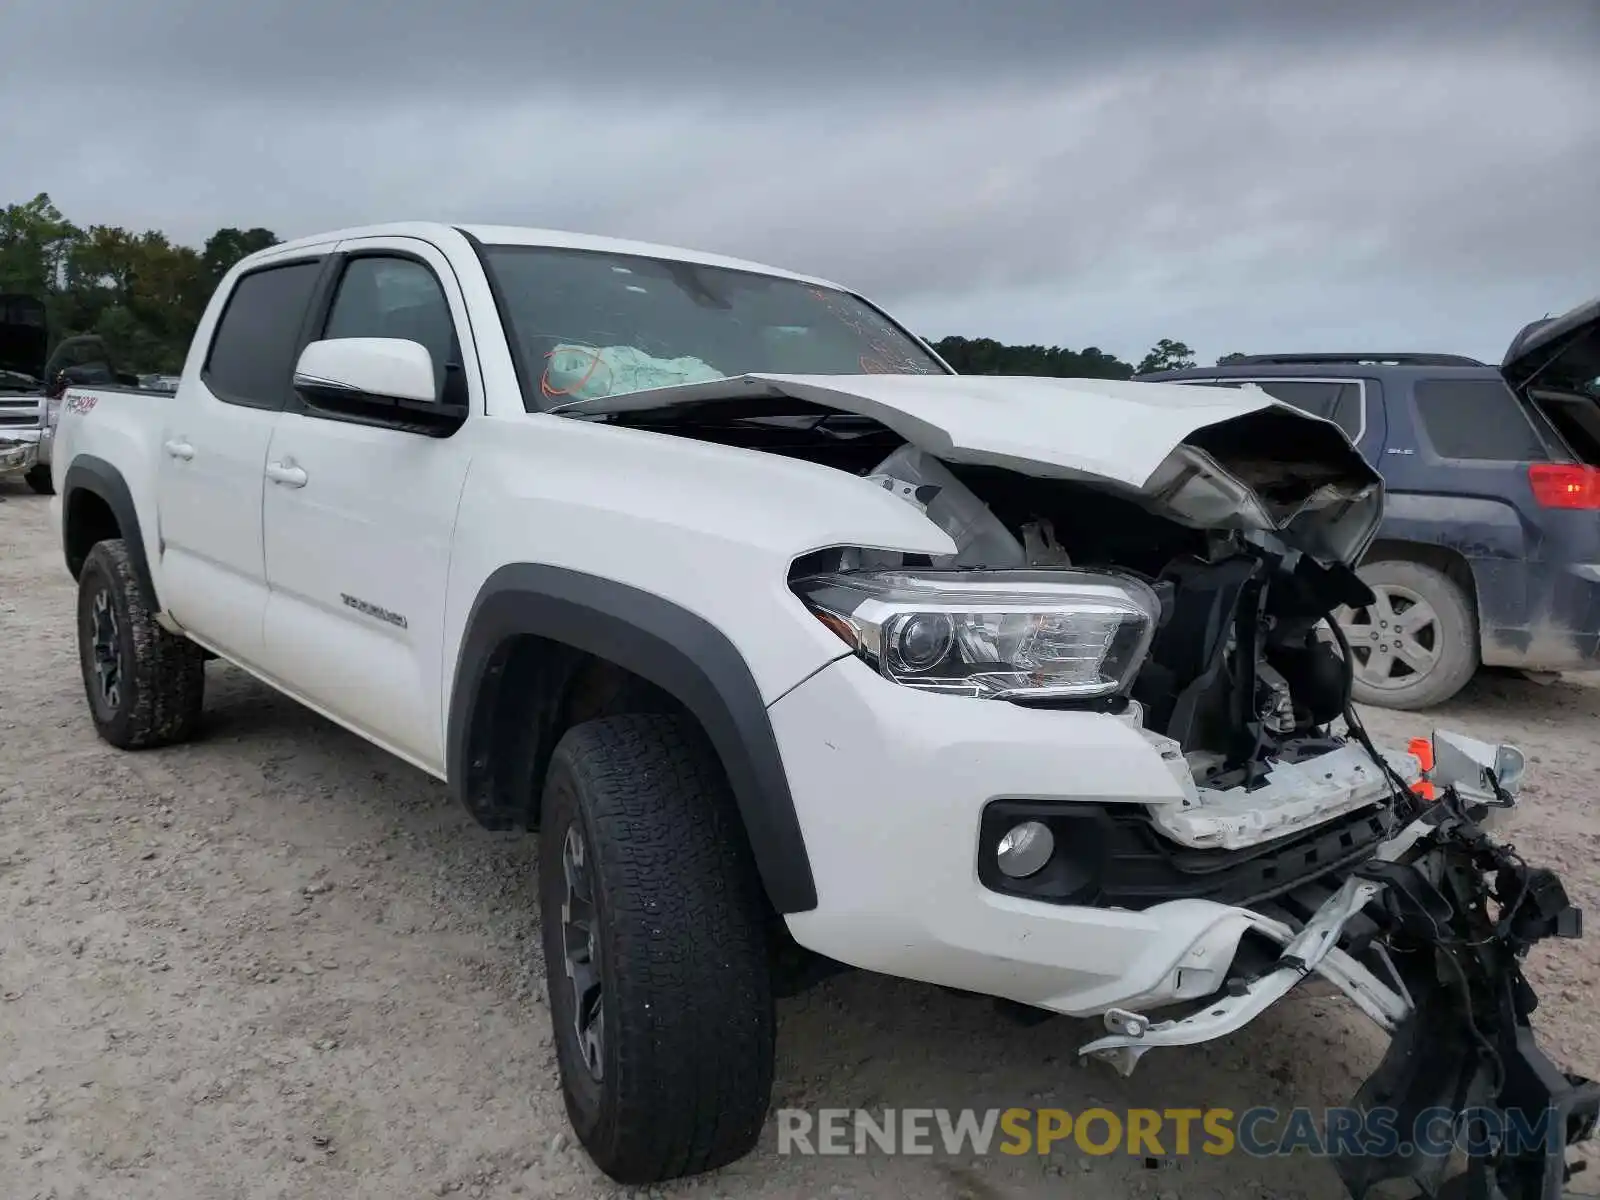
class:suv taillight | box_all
[1529,464,1600,510]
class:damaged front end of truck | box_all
[557,370,1598,1197]
[1080,734,1599,1200]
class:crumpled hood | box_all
[559,372,1385,564]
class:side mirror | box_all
[293,338,466,435]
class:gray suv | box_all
[1140,301,1600,709]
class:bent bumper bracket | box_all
[1080,786,1597,1199]
[1082,873,1398,1074]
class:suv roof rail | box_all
[1223,352,1488,368]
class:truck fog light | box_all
[996,821,1054,878]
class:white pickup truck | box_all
[48,222,1596,1197]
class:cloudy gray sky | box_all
[4,0,1596,365]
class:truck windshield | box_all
[479,244,946,410]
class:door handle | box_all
[164,439,195,461]
[265,461,308,488]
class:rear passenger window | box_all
[1253,381,1363,439]
[203,260,323,409]
[1413,379,1548,461]
[1198,379,1364,440]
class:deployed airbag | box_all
[543,343,725,401]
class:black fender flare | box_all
[62,455,160,609]
[446,563,818,914]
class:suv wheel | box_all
[1336,559,1478,710]
[537,713,774,1184]
[76,539,206,748]
[24,464,53,495]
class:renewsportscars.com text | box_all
[776,1106,1565,1159]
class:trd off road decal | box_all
[64,392,97,415]
[340,593,409,629]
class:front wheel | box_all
[24,464,53,495]
[537,713,774,1184]
[1336,559,1478,710]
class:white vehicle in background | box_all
[0,303,147,495]
[46,223,1598,1198]
[0,293,53,493]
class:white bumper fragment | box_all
[1078,728,1524,1073]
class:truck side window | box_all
[322,256,458,398]
[203,260,324,410]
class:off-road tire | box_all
[24,464,53,495]
[76,539,206,749]
[537,713,774,1184]
[1345,559,1478,711]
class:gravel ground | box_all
[3,477,1598,1200]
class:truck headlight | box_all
[794,569,1160,700]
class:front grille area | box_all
[1098,805,1390,908]
[977,799,1392,911]
[0,402,41,427]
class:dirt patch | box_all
[3,477,1598,1199]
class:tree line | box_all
[1,194,279,374]
[2,192,1233,378]
[929,335,1227,379]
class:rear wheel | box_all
[24,464,53,494]
[1336,559,1478,710]
[76,539,206,748]
[537,713,774,1184]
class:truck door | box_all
[258,237,478,772]
[155,255,327,664]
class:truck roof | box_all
[250,221,845,292]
